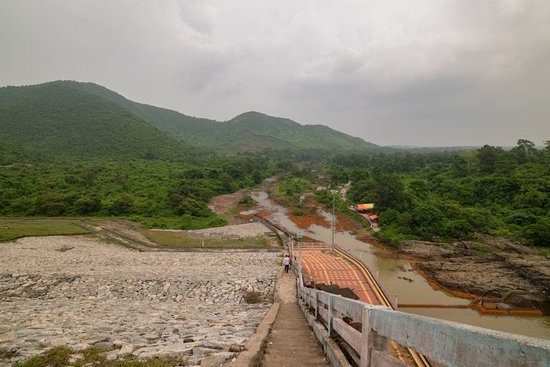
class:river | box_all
[251,189,550,340]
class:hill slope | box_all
[60,81,382,153]
[0,80,382,157]
[0,82,190,160]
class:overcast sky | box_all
[1,1,549,147]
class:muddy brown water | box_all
[251,190,550,340]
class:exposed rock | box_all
[200,352,235,367]
[403,238,550,311]
[68,353,84,364]
[118,343,134,357]
[0,235,279,366]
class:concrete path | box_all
[260,269,329,367]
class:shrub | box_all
[74,196,101,215]
[292,209,303,216]
[238,195,254,206]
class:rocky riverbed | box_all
[398,239,550,310]
[0,235,280,366]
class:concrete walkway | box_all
[260,269,329,367]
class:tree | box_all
[74,196,101,215]
[175,197,211,217]
[476,145,502,174]
[34,193,66,216]
[511,139,538,163]
[411,203,444,239]
[109,195,134,215]
[522,218,550,247]
[372,174,410,211]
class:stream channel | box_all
[251,188,550,340]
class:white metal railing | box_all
[296,275,550,367]
[267,216,550,367]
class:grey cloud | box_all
[1,0,549,146]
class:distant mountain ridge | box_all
[72,81,381,153]
[0,80,382,159]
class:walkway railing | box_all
[295,258,550,367]
[256,214,550,367]
[298,282,550,367]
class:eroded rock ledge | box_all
[399,239,550,310]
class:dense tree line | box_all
[0,154,281,229]
[330,140,550,247]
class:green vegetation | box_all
[13,346,185,367]
[0,81,383,157]
[275,177,311,198]
[211,111,382,154]
[273,174,314,209]
[238,195,254,206]
[0,218,89,241]
[0,80,384,231]
[0,82,191,160]
[331,140,550,247]
[2,81,547,247]
[0,156,277,227]
[142,229,270,249]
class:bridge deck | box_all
[300,248,381,305]
[297,247,422,367]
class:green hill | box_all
[0,80,382,157]
[57,81,382,153]
[222,112,379,153]
[0,82,190,160]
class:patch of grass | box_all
[141,229,271,249]
[0,218,90,242]
[14,346,73,367]
[138,216,226,230]
[13,346,186,367]
[469,243,498,254]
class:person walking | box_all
[283,255,290,273]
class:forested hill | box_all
[1,80,382,155]
[0,82,191,160]
[220,112,379,153]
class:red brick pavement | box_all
[298,248,381,305]
[296,247,418,367]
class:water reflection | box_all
[252,188,550,340]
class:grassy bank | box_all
[142,229,272,249]
[0,218,90,242]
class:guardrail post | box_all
[328,294,333,337]
[359,306,388,367]
[314,290,319,320]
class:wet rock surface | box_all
[400,239,550,309]
[0,235,279,366]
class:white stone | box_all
[118,343,134,357]
[0,235,278,367]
